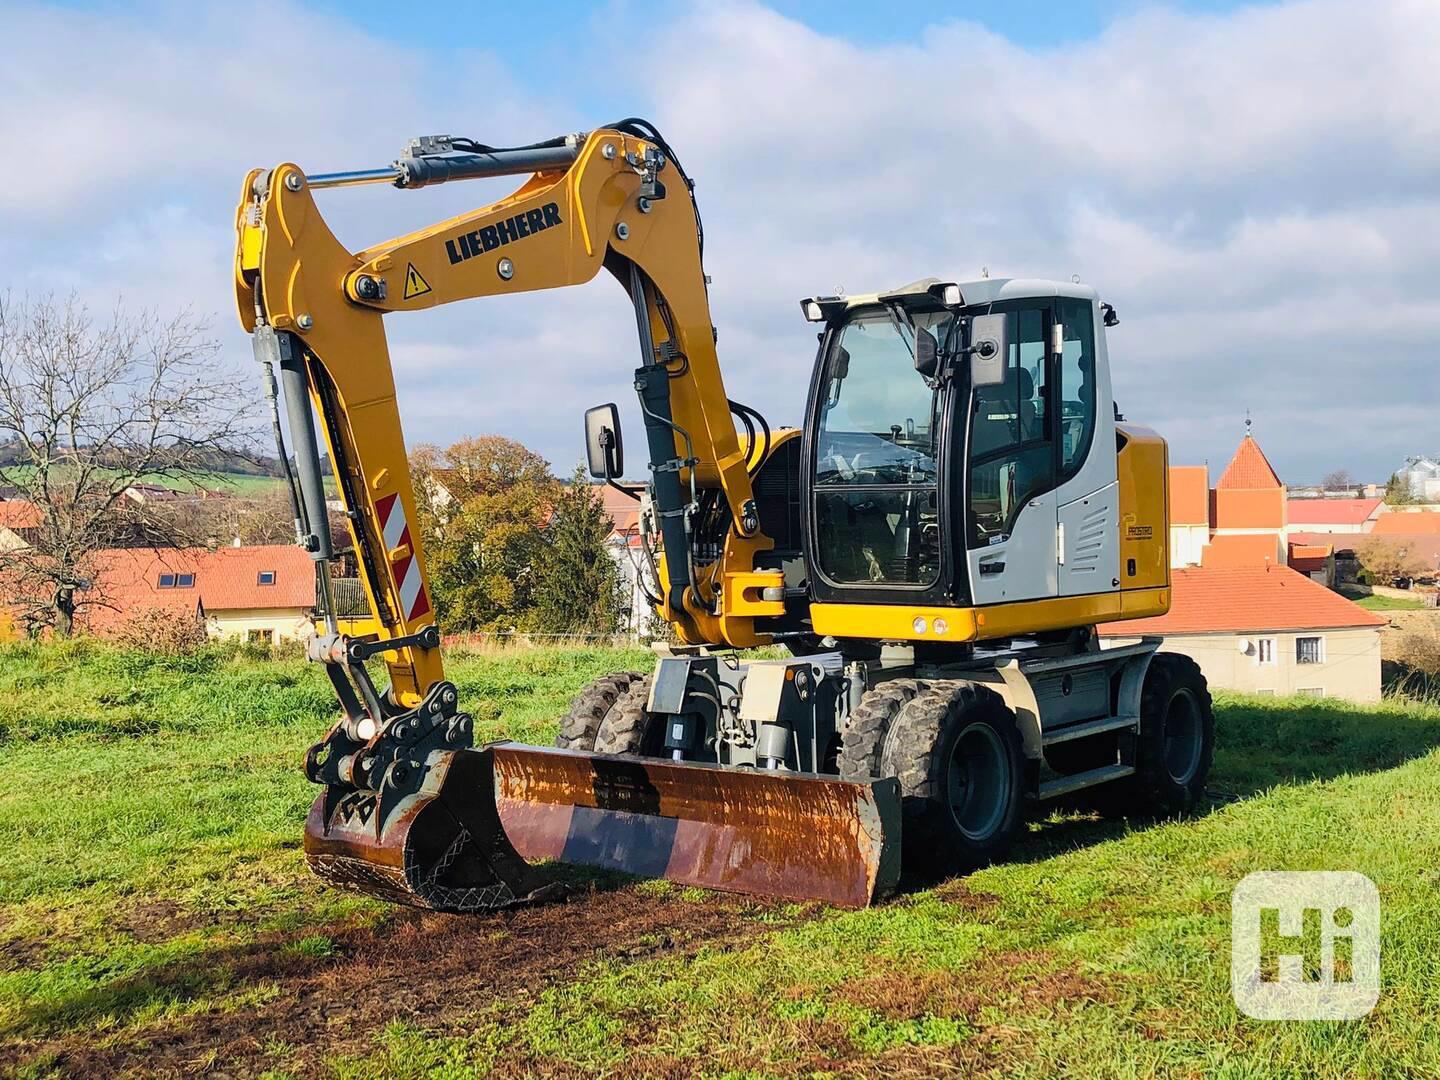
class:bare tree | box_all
[0,294,258,635]
[1322,468,1356,492]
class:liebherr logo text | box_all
[446,202,563,265]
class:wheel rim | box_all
[946,722,1010,842]
[1163,688,1203,785]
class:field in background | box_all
[5,641,1440,1077]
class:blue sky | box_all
[3,0,1436,483]
[311,0,1255,51]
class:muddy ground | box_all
[10,879,826,1079]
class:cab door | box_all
[1054,297,1121,597]
[966,304,1059,607]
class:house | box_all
[1168,465,1209,568]
[1370,509,1440,536]
[592,482,653,636]
[79,544,317,644]
[0,499,42,551]
[1201,430,1287,568]
[1101,565,1386,703]
[1284,497,1384,535]
[1165,428,1366,585]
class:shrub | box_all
[112,607,208,655]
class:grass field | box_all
[0,465,288,498]
[1354,593,1428,611]
[4,641,1440,1077]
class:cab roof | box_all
[829,276,1100,311]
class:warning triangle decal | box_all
[403,263,432,300]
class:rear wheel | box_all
[593,678,665,757]
[879,682,1025,878]
[555,672,644,751]
[1096,653,1214,817]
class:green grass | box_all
[1337,585,1428,611]
[0,464,287,498]
[3,643,1440,1076]
[1353,593,1427,611]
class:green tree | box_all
[1386,472,1418,505]
[532,466,625,633]
[409,436,559,631]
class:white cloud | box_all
[0,0,1435,484]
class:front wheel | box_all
[593,678,665,756]
[555,671,643,751]
[879,682,1026,878]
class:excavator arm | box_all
[236,123,780,699]
[235,122,897,912]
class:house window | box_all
[247,628,274,645]
[257,570,276,586]
[1297,686,1325,698]
[1255,688,1275,697]
[1296,636,1325,664]
[1256,638,1276,665]
[158,574,175,588]
[176,573,194,588]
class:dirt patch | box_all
[924,880,1003,914]
[111,900,207,944]
[16,883,796,1079]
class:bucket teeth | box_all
[303,747,561,912]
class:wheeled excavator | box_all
[235,119,1214,912]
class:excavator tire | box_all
[880,682,1025,880]
[1092,653,1214,818]
[837,679,925,781]
[555,672,644,751]
[593,677,663,756]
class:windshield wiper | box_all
[884,302,916,363]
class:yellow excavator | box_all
[234,119,1213,911]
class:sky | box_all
[2,0,1436,484]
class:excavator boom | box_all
[235,122,900,911]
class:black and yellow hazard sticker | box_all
[403,263,432,300]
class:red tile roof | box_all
[1168,466,1209,526]
[1371,511,1440,535]
[593,483,643,539]
[1287,541,1331,575]
[0,500,42,530]
[1285,497,1382,526]
[1201,533,1282,568]
[77,545,315,633]
[1100,566,1385,636]
[1215,435,1282,490]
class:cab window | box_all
[812,310,950,586]
[969,307,1054,548]
[1057,298,1097,480]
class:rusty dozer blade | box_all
[304,747,563,912]
[492,743,902,909]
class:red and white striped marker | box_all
[375,492,431,622]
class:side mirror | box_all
[969,313,1007,387]
[914,328,939,380]
[584,403,623,479]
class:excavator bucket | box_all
[305,743,902,911]
[492,743,902,908]
[304,747,563,912]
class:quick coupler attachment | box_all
[301,679,559,912]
